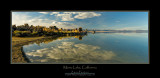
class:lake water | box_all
[23,33,149,64]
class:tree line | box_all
[12,23,87,37]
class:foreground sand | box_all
[12,36,52,63]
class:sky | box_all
[12,11,148,30]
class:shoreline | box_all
[11,34,86,63]
[11,36,57,63]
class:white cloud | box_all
[12,12,78,28]
[39,12,50,14]
[28,19,52,23]
[63,12,81,14]
[38,12,75,21]
[50,12,60,15]
[28,18,76,28]
[29,19,45,22]
[74,12,101,19]
[12,12,102,29]
[39,12,60,15]
[38,12,102,21]
[12,13,31,25]
[56,13,74,21]
[28,19,78,28]
[60,12,101,20]
[51,12,102,21]
[52,21,78,29]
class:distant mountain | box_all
[87,30,148,33]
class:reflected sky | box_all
[23,33,149,64]
[25,42,115,63]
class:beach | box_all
[12,36,54,63]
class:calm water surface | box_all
[23,33,149,64]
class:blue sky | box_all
[12,11,148,30]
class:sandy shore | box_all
[12,36,54,63]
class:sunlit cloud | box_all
[12,12,79,28]
[74,12,101,19]
[56,13,74,21]
[52,21,79,29]
[12,13,31,25]
[39,12,60,15]
[50,12,60,15]
[39,12,50,14]
[39,12,102,21]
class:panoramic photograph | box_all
[11,11,149,64]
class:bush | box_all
[13,30,31,37]
[31,31,38,36]
[14,33,21,37]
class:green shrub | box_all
[14,33,21,37]
[31,31,38,35]
[13,30,31,37]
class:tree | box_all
[79,27,82,32]
[29,25,34,33]
[49,26,58,30]
[12,25,16,32]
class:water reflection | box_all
[23,33,149,64]
[79,36,82,40]
[31,35,86,46]
[25,42,115,63]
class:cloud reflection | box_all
[26,42,115,63]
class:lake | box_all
[23,32,149,64]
